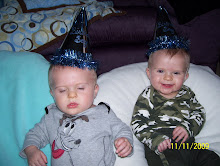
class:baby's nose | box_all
[68,91,77,98]
[164,73,173,81]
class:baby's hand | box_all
[24,145,47,166]
[172,126,189,143]
[158,139,171,152]
[115,137,132,157]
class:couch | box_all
[35,0,220,75]
[1,0,220,75]
[1,0,220,165]
[1,50,220,166]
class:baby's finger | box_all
[38,159,47,166]
[117,144,132,157]
[158,142,165,152]
[121,146,132,157]
[175,135,183,142]
[181,133,188,143]
[167,140,171,149]
[34,160,45,166]
[40,152,48,164]
[115,138,124,148]
[116,139,128,153]
[158,144,163,152]
[172,127,182,140]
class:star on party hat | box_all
[50,7,98,71]
[146,6,190,56]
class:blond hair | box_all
[148,49,190,71]
[48,65,97,90]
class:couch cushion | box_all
[89,7,156,47]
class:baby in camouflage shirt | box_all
[131,48,220,166]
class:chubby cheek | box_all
[147,70,160,81]
[85,94,95,105]
[54,95,66,108]
[150,75,161,87]
[175,79,185,89]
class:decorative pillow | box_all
[0,0,122,53]
[0,51,54,166]
[167,0,220,24]
[17,0,81,13]
[94,62,220,166]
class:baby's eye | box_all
[77,86,85,90]
[59,89,66,93]
[173,72,180,75]
[55,87,68,94]
[157,69,164,73]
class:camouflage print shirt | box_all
[131,85,205,153]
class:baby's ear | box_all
[146,68,150,78]
[50,89,54,97]
[185,72,189,81]
[94,84,99,98]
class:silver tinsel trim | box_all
[50,49,98,71]
[146,35,190,56]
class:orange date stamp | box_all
[171,143,209,150]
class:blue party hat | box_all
[146,6,190,56]
[50,7,98,71]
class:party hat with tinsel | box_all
[146,6,190,56]
[50,7,98,70]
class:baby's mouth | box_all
[67,102,78,108]
[161,84,173,88]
